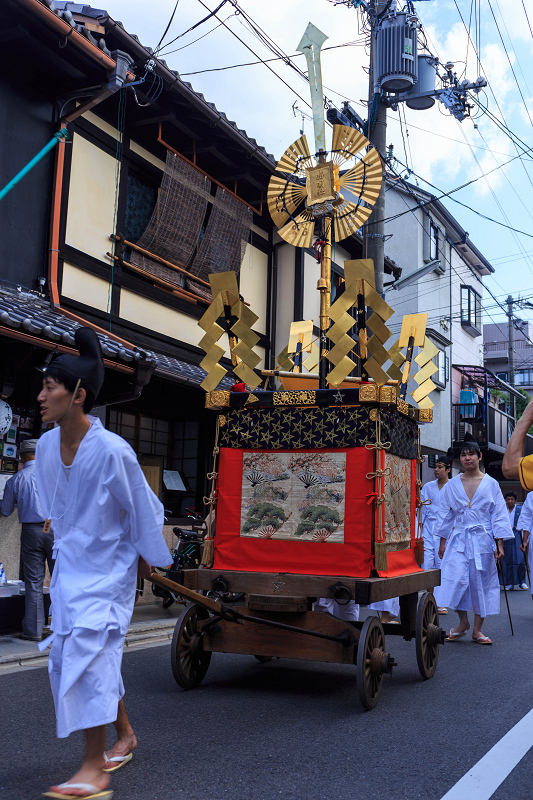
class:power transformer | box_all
[377,13,418,92]
[399,55,437,109]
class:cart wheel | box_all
[254,655,273,663]
[356,616,396,710]
[415,592,442,680]
[171,603,212,689]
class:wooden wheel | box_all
[171,603,212,689]
[415,592,442,680]
[356,616,396,710]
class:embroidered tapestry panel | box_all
[383,453,413,546]
[240,451,346,543]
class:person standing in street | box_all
[433,434,513,645]
[419,449,454,615]
[500,491,528,591]
[1,438,52,641]
[35,327,172,800]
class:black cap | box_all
[460,432,481,454]
[44,327,104,399]
[436,447,454,467]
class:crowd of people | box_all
[2,326,533,799]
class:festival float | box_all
[151,23,445,709]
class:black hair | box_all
[504,491,518,500]
[43,366,96,413]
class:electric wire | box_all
[178,41,366,76]
[486,0,533,129]
[193,0,315,114]
[154,0,181,54]
[155,0,228,54]
[456,122,533,278]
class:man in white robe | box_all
[419,449,453,614]
[433,436,512,645]
[35,328,172,800]
[517,492,533,596]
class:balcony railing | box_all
[453,401,515,453]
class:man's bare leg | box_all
[450,609,470,635]
[50,725,109,797]
[105,699,137,761]
[472,613,487,640]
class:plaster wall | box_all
[384,186,453,454]
[302,252,320,327]
[239,243,269,336]
[275,244,295,356]
[65,133,118,264]
[61,263,111,313]
[450,250,484,380]
[0,514,22,581]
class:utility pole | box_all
[508,294,516,419]
[365,0,388,296]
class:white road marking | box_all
[440,708,533,800]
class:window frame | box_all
[460,284,482,337]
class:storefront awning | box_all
[452,364,524,400]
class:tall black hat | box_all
[44,327,105,399]
[460,431,481,454]
[436,447,454,467]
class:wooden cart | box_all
[154,378,446,710]
[151,566,445,710]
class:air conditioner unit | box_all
[458,422,473,441]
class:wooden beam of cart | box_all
[175,568,440,605]
[149,573,358,645]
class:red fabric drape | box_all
[214,447,375,577]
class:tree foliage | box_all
[295,505,342,537]
[242,502,288,533]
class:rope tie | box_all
[365,467,391,480]
[201,415,222,566]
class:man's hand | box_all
[438,539,446,560]
[495,545,504,562]
[137,556,152,580]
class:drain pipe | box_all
[99,352,156,406]
[48,50,138,352]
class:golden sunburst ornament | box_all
[267,125,382,248]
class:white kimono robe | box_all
[432,473,513,617]
[35,417,172,737]
[419,479,447,571]
[512,491,533,596]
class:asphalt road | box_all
[3,591,533,800]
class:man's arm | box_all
[0,476,15,517]
[502,398,533,479]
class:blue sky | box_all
[105,0,533,324]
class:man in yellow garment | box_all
[502,398,533,489]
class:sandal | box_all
[472,634,492,645]
[446,628,467,641]
[103,751,133,773]
[43,784,113,799]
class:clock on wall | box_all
[0,400,13,438]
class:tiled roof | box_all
[50,1,277,165]
[0,285,229,388]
